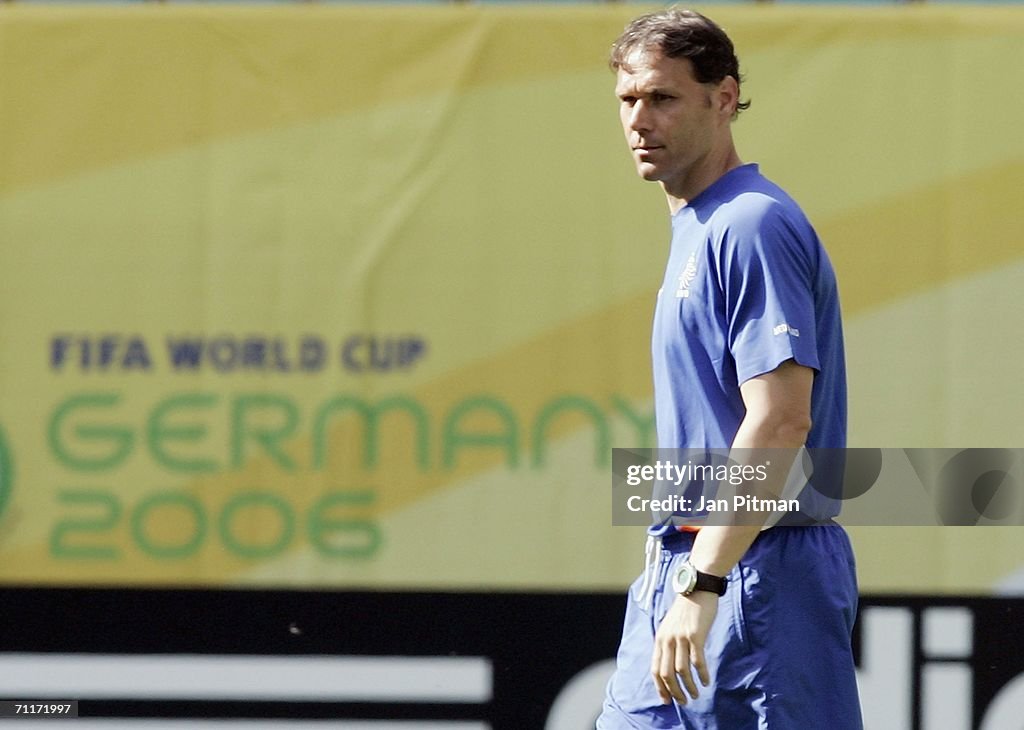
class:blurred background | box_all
[0,1,1022,728]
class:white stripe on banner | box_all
[0,654,492,702]
[0,723,491,729]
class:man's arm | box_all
[650,358,814,705]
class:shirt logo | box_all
[773,323,800,337]
[675,253,698,299]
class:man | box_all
[598,9,863,729]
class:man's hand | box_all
[651,590,719,705]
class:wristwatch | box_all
[672,561,728,597]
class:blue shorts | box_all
[598,524,863,729]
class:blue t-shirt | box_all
[652,163,846,452]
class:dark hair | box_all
[610,7,751,117]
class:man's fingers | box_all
[690,642,710,688]
[660,640,688,704]
[650,640,671,704]
[652,636,695,705]
[652,638,686,705]
[675,637,700,700]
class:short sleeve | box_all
[720,207,821,385]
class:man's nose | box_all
[627,101,651,133]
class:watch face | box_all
[672,562,697,595]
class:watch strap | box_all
[693,569,728,596]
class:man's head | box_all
[611,8,748,204]
[610,8,750,119]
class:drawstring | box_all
[636,534,663,611]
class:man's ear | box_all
[717,76,740,118]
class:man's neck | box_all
[665,147,744,215]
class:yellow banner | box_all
[0,5,1022,593]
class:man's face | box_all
[615,49,723,194]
